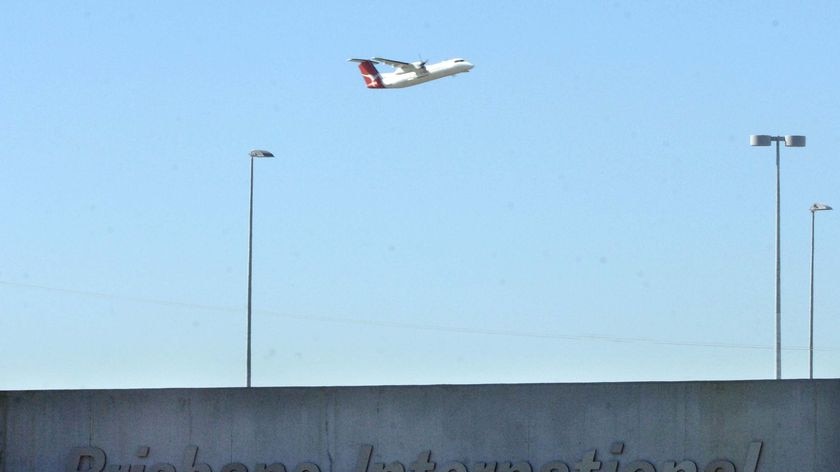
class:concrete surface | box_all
[1,380,838,472]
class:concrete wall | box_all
[1,380,838,472]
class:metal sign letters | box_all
[66,442,763,472]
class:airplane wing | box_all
[372,57,427,74]
[372,57,412,68]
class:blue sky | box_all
[3,1,840,389]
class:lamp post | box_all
[749,134,806,380]
[247,149,274,388]
[809,202,832,379]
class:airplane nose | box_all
[464,62,474,70]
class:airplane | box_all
[348,57,474,89]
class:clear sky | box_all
[3,1,840,390]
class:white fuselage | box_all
[381,59,474,88]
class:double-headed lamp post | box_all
[247,149,274,388]
[749,134,806,380]
[809,202,832,379]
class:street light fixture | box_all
[809,202,832,379]
[247,149,274,388]
[749,134,806,380]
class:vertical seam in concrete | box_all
[327,389,335,472]
[0,393,7,472]
[187,396,193,443]
[527,412,533,457]
[812,382,818,469]
[88,393,94,446]
[682,384,688,457]
[229,394,235,463]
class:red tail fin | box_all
[357,61,385,89]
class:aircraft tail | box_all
[349,59,385,89]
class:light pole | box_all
[749,134,805,380]
[809,202,832,379]
[247,149,274,388]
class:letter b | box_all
[183,445,213,472]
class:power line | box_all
[0,279,239,313]
[1,279,835,353]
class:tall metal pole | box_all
[809,208,815,379]
[247,155,255,388]
[774,140,781,380]
[750,134,805,380]
[808,202,832,379]
[246,149,274,388]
